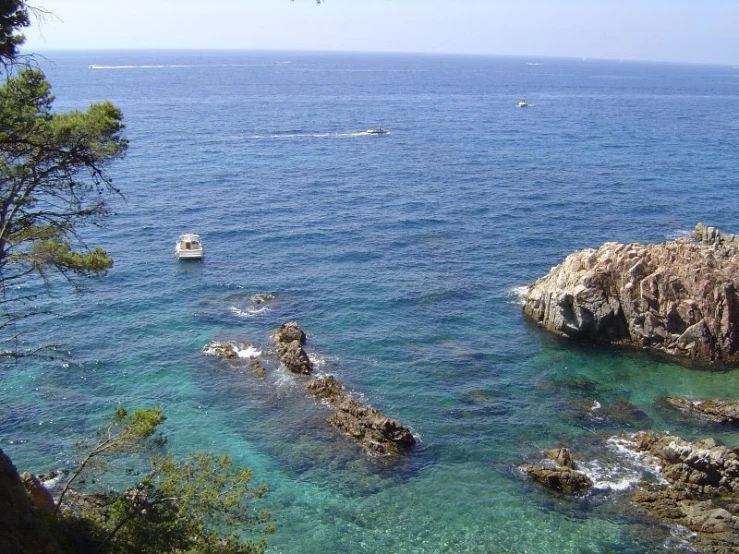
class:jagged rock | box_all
[546,447,575,469]
[0,449,62,554]
[520,464,593,495]
[20,472,55,516]
[306,374,345,403]
[629,431,739,496]
[625,431,739,553]
[661,397,739,426]
[202,341,239,360]
[328,398,416,456]
[273,321,306,347]
[522,223,739,362]
[273,322,312,374]
[249,357,266,378]
[306,374,415,456]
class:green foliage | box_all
[0,66,128,350]
[55,408,167,514]
[54,408,272,554]
[32,238,113,274]
[0,1,29,63]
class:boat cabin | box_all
[176,233,204,260]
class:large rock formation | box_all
[273,322,313,374]
[522,223,739,362]
[0,449,62,554]
[306,374,416,456]
[626,432,739,553]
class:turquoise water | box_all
[2,51,739,553]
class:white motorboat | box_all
[175,233,204,260]
[366,128,389,135]
[517,99,529,108]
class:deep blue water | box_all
[3,50,739,553]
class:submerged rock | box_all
[522,223,739,362]
[273,322,312,374]
[661,397,739,426]
[249,357,266,378]
[306,374,416,456]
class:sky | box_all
[22,0,739,66]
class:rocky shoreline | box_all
[520,431,739,553]
[522,223,739,362]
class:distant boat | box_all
[175,232,204,260]
[366,128,389,135]
[517,99,529,108]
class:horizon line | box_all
[21,47,739,69]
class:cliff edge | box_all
[522,224,739,362]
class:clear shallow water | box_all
[3,50,739,553]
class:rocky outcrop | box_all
[546,447,575,469]
[203,341,266,377]
[273,322,312,374]
[520,447,593,495]
[661,397,739,426]
[306,374,416,456]
[520,464,593,495]
[0,449,62,554]
[20,472,55,516]
[627,432,739,553]
[630,432,739,496]
[306,374,345,401]
[522,224,739,362]
[202,341,239,360]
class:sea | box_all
[2,50,739,553]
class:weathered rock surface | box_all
[273,322,312,374]
[20,472,55,516]
[306,374,345,401]
[661,397,739,426]
[520,464,594,495]
[306,374,416,456]
[626,431,739,553]
[0,448,62,554]
[520,447,593,495]
[630,431,739,496]
[328,399,416,456]
[522,223,739,362]
[546,447,575,469]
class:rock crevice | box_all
[523,224,739,362]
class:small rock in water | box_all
[273,322,312,374]
[520,464,594,495]
[202,341,239,360]
[250,358,266,378]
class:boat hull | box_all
[176,247,203,260]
